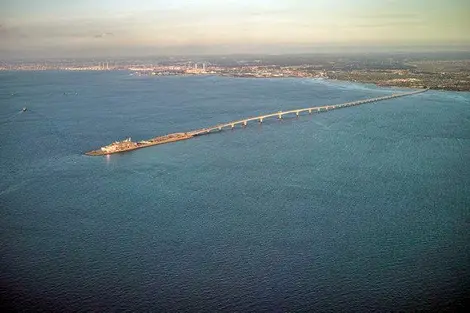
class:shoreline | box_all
[130,72,470,92]
[1,69,468,92]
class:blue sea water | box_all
[1,71,469,312]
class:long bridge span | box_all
[86,88,428,155]
[188,88,428,136]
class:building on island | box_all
[100,138,138,153]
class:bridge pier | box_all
[179,90,426,142]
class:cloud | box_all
[0,24,29,39]
[353,20,422,28]
[350,11,423,29]
[357,13,420,20]
[0,17,121,43]
[94,32,114,38]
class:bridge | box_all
[188,89,428,136]
[86,88,428,156]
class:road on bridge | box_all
[188,88,428,136]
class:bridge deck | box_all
[188,89,428,136]
[86,88,428,156]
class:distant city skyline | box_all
[1,0,469,58]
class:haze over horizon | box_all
[1,0,470,58]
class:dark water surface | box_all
[1,72,469,312]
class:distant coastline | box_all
[1,68,465,92]
[2,54,469,91]
[130,71,468,92]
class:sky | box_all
[1,0,469,58]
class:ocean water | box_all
[1,71,469,312]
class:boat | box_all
[22,107,27,112]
